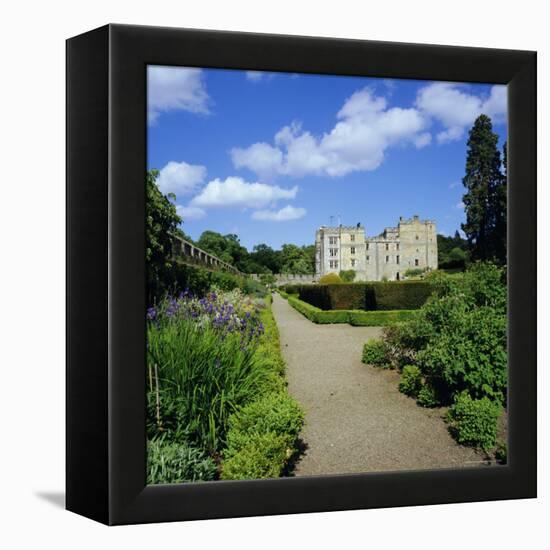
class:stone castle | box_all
[315,215,437,281]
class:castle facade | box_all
[315,215,438,281]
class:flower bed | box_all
[147,288,303,483]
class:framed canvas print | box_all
[66,24,536,525]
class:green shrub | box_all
[295,281,433,311]
[242,277,268,298]
[221,392,304,481]
[417,305,507,404]
[287,295,321,322]
[287,295,415,327]
[404,267,427,278]
[339,269,357,282]
[282,284,300,294]
[147,439,217,484]
[495,441,507,464]
[319,272,343,284]
[399,365,423,397]
[446,392,502,452]
[362,339,389,367]
[226,393,303,443]
[416,383,441,407]
[221,432,292,480]
[369,281,434,310]
[348,310,417,326]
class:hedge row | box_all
[292,281,433,311]
[220,299,304,480]
[285,295,416,326]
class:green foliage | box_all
[147,439,217,485]
[348,310,417,326]
[221,432,292,480]
[226,393,304,445]
[404,267,427,278]
[495,440,507,464]
[362,340,389,367]
[242,277,268,298]
[319,272,343,284]
[287,295,416,326]
[437,231,469,270]
[294,281,433,311]
[379,262,507,413]
[221,384,303,480]
[461,115,507,264]
[446,392,502,452]
[339,269,357,282]
[416,383,441,408]
[280,243,315,274]
[146,170,183,303]
[147,317,267,452]
[399,365,423,397]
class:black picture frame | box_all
[66,24,537,526]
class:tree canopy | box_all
[461,115,506,264]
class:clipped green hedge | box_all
[286,295,416,326]
[221,392,304,480]
[293,281,433,312]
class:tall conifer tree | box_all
[461,115,506,263]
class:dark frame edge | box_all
[66,24,111,525]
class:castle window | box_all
[366,255,370,262]
[396,272,400,281]
[415,235,419,240]
[350,234,355,242]
[385,243,389,251]
[396,243,400,251]
[329,236,337,245]
[351,247,356,254]
[415,259,419,266]
[366,243,369,250]
[386,255,390,263]
[396,255,400,264]
[329,260,339,269]
[351,259,356,267]
[329,248,338,257]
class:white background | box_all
[0,0,546,547]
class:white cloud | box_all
[416,83,507,143]
[252,205,306,221]
[449,181,461,189]
[176,205,206,220]
[245,71,276,82]
[231,88,429,178]
[245,71,264,82]
[190,176,298,209]
[456,201,465,209]
[156,161,206,198]
[231,142,283,178]
[148,66,210,124]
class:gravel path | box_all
[272,294,486,476]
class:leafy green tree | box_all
[250,244,282,274]
[146,170,182,303]
[437,232,469,270]
[461,115,506,264]
[280,244,313,274]
[339,269,357,282]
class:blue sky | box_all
[147,67,507,251]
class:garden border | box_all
[281,292,416,326]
